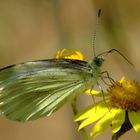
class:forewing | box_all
[0,59,93,121]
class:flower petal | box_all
[55,48,84,60]
[85,89,108,96]
[74,100,108,122]
[129,111,140,135]
[74,51,84,60]
[78,106,109,130]
[119,76,126,83]
[112,109,125,133]
[90,108,116,138]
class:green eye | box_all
[0,58,103,121]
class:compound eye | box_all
[94,57,104,67]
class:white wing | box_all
[0,59,95,121]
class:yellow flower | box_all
[55,48,84,60]
[74,77,140,139]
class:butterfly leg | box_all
[95,79,111,110]
[101,71,116,85]
[89,86,96,104]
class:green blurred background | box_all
[0,0,139,140]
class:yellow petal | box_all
[85,89,102,96]
[74,51,84,60]
[112,109,125,133]
[55,48,84,60]
[119,76,126,84]
[90,108,117,138]
[74,100,108,122]
[129,111,140,135]
[78,106,109,130]
[85,89,108,97]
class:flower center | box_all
[107,80,140,112]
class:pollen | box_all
[107,77,140,111]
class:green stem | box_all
[71,98,89,140]
[111,111,132,140]
[112,134,119,140]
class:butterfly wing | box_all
[0,59,94,121]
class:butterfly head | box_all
[93,57,104,67]
[91,56,104,68]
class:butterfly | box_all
[0,47,112,122]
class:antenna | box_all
[97,49,134,66]
[92,9,101,57]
